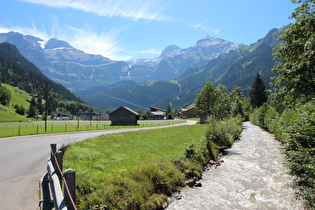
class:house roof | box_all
[181,107,194,113]
[149,106,166,112]
[149,111,165,116]
[72,112,99,116]
[109,106,140,116]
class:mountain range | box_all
[0,32,245,92]
[75,27,284,111]
[0,26,285,111]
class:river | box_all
[167,121,305,209]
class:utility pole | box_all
[45,80,48,132]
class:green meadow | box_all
[0,120,185,138]
[63,117,242,209]
[0,83,31,122]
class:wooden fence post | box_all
[56,150,63,186]
[50,144,56,159]
[64,169,76,210]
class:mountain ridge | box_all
[75,27,284,110]
[0,32,245,91]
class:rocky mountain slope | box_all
[0,32,245,91]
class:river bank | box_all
[167,122,305,209]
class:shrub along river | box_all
[167,121,305,209]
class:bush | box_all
[205,116,241,149]
[250,101,315,208]
[264,105,279,134]
[282,102,315,208]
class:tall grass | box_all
[63,117,242,209]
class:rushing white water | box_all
[167,122,305,210]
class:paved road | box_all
[0,120,196,210]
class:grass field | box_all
[63,117,242,209]
[0,84,31,122]
[0,120,186,138]
[63,124,208,209]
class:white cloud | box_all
[0,23,131,60]
[65,24,127,60]
[139,49,161,55]
[192,23,208,31]
[21,0,167,21]
[214,29,220,34]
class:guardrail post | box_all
[50,144,56,158]
[64,169,76,210]
[56,150,63,186]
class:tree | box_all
[250,73,267,108]
[229,86,251,120]
[272,0,315,104]
[27,96,38,118]
[166,104,173,119]
[215,84,231,119]
[37,95,43,115]
[0,86,11,106]
[136,108,142,115]
[15,105,26,115]
[195,81,216,117]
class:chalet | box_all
[148,106,166,120]
[109,106,140,126]
[180,107,196,118]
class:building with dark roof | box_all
[72,112,99,120]
[109,106,140,126]
[148,106,166,120]
[180,107,196,118]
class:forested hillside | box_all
[0,43,93,118]
[76,80,180,111]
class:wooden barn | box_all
[109,106,140,126]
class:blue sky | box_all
[0,0,298,61]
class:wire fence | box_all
[0,120,187,138]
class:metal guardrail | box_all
[47,158,67,210]
[39,144,76,210]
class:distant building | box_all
[72,112,99,120]
[91,115,109,121]
[180,107,196,118]
[55,111,71,120]
[109,106,140,126]
[148,106,166,120]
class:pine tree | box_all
[37,95,43,115]
[166,104,173,119]
[250,73,267,108]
